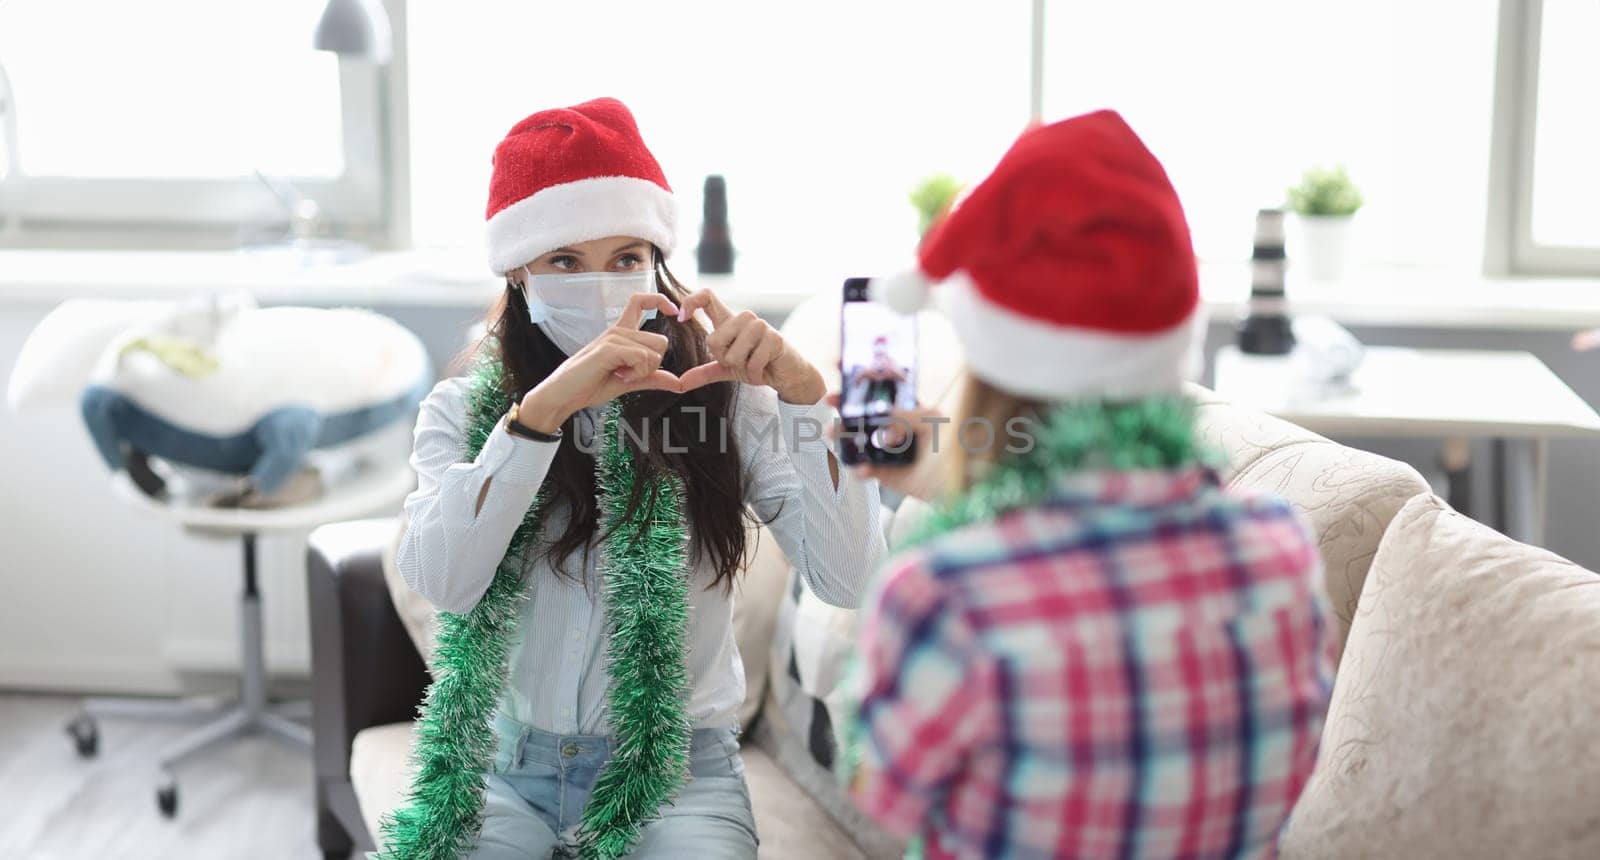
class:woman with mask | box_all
[842,111,1331,859]
[382,98,884,860]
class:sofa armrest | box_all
[307,517,429,853]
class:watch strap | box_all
[505,403,563,442]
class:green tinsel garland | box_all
[376,355,693,860]
[894,395,1210,552]
[576,386,693,859]
[836,395,1212,859]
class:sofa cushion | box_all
[754,685,909,859]
[349,719,865,858]
[350,721,419,851]
[1280,493,1600,858]
[1194,398,1431,664]
[744,735,874,859]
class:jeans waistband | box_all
[493,711,738,770]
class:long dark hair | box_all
[455,250,754,591]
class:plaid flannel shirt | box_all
[850,466,1332,859]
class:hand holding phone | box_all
[837,277,918,466]
[826,393,949,501]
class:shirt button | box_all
[570,630,582,640]
[562,743,580,758]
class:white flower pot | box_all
[1294,214,1354,283]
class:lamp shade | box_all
[313,0,392,64]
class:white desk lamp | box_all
[236,0,392,264]
[313,0,393,65]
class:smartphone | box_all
[838,277,918,465]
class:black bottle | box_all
[1237,208,1296,355]
[696,175,735,275]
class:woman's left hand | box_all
[676,288,826,404]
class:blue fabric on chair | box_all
[81,373,430,494]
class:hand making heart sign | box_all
[517,289,826,434]
[674,287,826,403]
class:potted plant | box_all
[909,173,963,240]
[1286,165,1363,282]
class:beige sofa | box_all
[321,295,1600,858]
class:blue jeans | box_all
[463,711,759,859]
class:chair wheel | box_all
[157,784,178,818]
[65,715,99,758]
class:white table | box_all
[1213,346,1600,546]
[70,461,416,818]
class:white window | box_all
[1487,0,1600,274]
[3,0,1581,279]
[408,1,1505,273]
[0,0,386,240]
[1042,0,1500,267]
[404,1,1031,275]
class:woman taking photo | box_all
[843,110,1332,859]
[382,97,883,860]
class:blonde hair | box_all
[946,372,1046,494]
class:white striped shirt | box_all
[395,376,884,733]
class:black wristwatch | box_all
[504,403,564,442]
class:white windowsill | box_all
[3,249,1600,331]
[0,247,826,317]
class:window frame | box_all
[1485,0,1600,276]
[0,2,405,248]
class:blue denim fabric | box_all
[462,711,759,859]
[79,371,430,494]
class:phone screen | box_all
[838,277,918,465]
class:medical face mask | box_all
[518,268,660,356]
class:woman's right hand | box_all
[516,293,684,433]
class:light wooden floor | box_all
[0,691,323,860]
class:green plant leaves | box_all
[1286,164,1364,217]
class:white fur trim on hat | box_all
[485,176,678,274]
[935,272,1200,401]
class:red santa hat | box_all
[874,109,1201,401]
[484,97,678,274]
